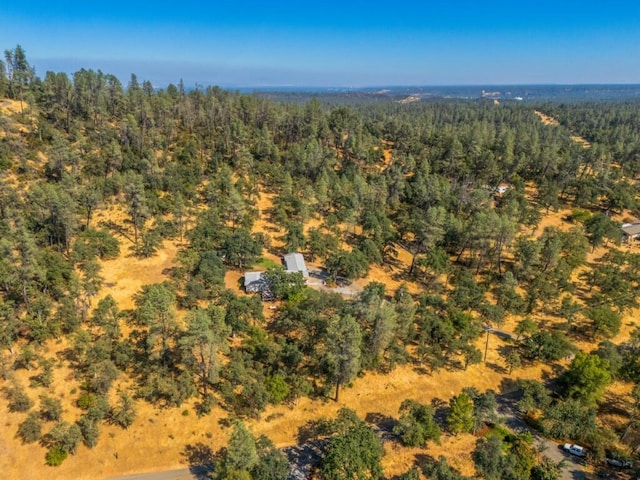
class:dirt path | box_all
[108,467,208,480]
[534,110,590,148]
[497,391,587,480]
[109,387,589,480]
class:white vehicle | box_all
[562,443,585,457]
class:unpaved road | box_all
[498,392,587,480]
[108,466,209,480]
[491,331,587,480]
[110,355,587,480]
[109,392,587,480]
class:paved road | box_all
[108,466,210,480]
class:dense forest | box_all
[2,44,640,479]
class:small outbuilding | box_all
[495,184,510,195]
[283,252,309,278]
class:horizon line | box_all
[178,82,640,90]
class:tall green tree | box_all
[283,221,305,252]
[220,229,263,270]
[180,306,230,395]
[447,391,474,435]
[4,44,34,112]
[134,282,178,366]
[562,352,611,406]
[472,436,513,480]
[393,399,441,447]
[226,421,259,473]
[124,174,150,244]
[585,305,621,340]
[320,409,383,480]
[326,315,362,401]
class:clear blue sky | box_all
[2,1,639,87]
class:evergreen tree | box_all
[326,315,362,401]
[447,392,474,435]
[393,399,441,447]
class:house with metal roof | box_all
[244,271,266,293]
[622,221,640,243]
[243,271,276,300]
[283,252,309,278]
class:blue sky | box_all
[2,1,639,87]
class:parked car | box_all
[562,443,586,457]
[605,456,633,468]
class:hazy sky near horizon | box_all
[2,1,639,87]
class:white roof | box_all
[622,222,640,236]
[244,271,264,284]
[283,252,309,277]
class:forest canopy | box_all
[2,45,640,478]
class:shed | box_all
[495,184,510,195]
[283,252,309,278]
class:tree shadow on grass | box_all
[430,397,449,429]
[296,418,334,444]
[181,443,215,479]
[365,412,395,431]
[497,377,520,396]
[414,452,437,466]
[485,362,507,374]
[365,412,397,441]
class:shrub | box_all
[17,412,43,444]
[45,445,68,466]
[72,228,120,263]
[393,399,441,447]
[39,395,63,422]
[76,392,97,410]
[6,384,33,412]
[77,415,100,448]
[109,391,136,428]
[570,209,591,224]
[195,393,216,417]
[265,375,290,405]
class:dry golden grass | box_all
[93,206,179,311]
[249,331,548,477]
[354,243,423,296]
[2,170,638,479]
[0,98,35,135]
[97,239,179,311]
[254,191,283,248]
[0,326,548,480]
[0,98,24,115]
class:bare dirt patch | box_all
[534,110,560,126]
[398,96,421,104]
[570,134,591,149]
[534,110,590,148]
